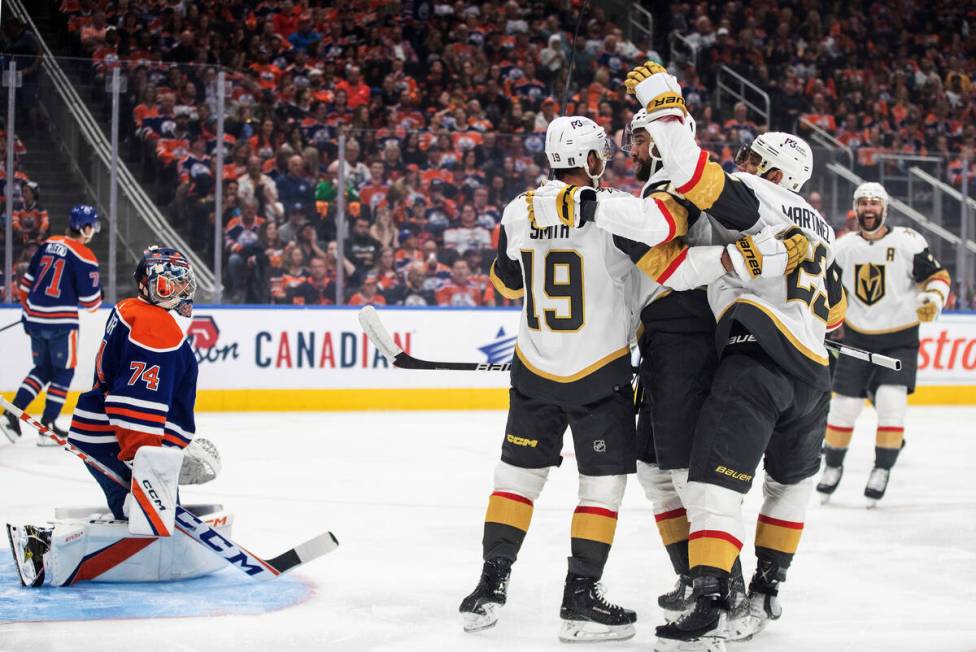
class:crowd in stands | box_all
[668,0,976,184]
[0,0,967,306]
[0,127,50,283]
[53,0,671,304]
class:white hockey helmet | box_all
[545,115,613,183]
[622,109,696,177]
[852,181,888,232]
[737,132,813,193]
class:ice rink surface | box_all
[1,406,975,652]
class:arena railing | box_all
[2,0,217,303]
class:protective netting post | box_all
[108,66,120,304]
[959,158,970,303]
[213,71,226,304]
[336,131,346,306]
[3,61,15,304]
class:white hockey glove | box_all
[624,60,687,120]
[726,226,811,281]
[916,291,943,322]
[526,184,597,229]
[179,437,222,485]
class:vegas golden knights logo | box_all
[854,263,886,305]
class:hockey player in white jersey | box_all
[817,182,950,505]
[461,115,699,642]
[610,109,812,623]
[622,61,846,650]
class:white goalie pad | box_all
[129,446,182,537]
[46,505,234,586]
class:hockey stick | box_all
[824,340,902,371]
[0,396,338,578]
[0,320,21,334]
[358,306,511,371]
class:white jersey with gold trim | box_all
[834,226,950,340]
[490,179,673,402]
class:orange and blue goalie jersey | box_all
[19,236,101,332]
[69,298,198,477]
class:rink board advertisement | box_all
[1,306,975,410]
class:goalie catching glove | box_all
[179,437,222,485]
[726,226,810,282]
[526,184,597,229]
[624,60,687,121]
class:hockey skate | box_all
[721,560,752,641]
[6,524,52,587]
[865,467,890,507]
[659,573,694,622]
[655,575,729,652]
[459,558,511,632]
[0,411,21,443]
[726,560,783,641]
[38,420,66,447]
[816,465,843,503]
[558,573,636,642]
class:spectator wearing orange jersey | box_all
[11,182,48,251]
[348,274,387,306]
[336,65,371,110]
[436,259,494,307]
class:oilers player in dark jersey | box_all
[1,205,102,446]
[68,246,199,523]
[6,247,230,588]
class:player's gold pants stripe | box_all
[876,426,904,449]
[676,154,726,210]
[490,261,524,299]
[515,345,630,383]
[688,530,741,573]
[825,425,854,449]
[755,515,804,554]
[571,506,618,546]
[655,509,689,546]
[485,491,533,532]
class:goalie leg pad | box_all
[129,446,182,537]
[46,508,233,585]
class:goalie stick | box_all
[359,306,511,371]
[824,340,902,371]
[0,396,338,579]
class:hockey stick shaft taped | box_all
[824,340,902,370]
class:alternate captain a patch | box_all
[854,263,885,305]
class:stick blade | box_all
[266,531,340,574]
[358,306,403,362]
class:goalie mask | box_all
[852,182,888,233]
[135,246,197,317]
[734,132,813,193]
[622,109,697,181]
[545,115,614,186]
